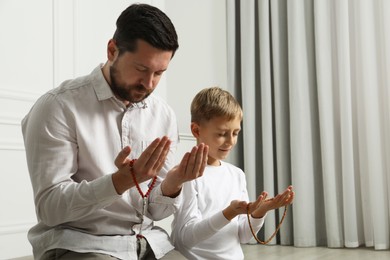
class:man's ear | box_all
[107,39,118,62]
[191,122,201,138]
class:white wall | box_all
[165,0,228,135]
[0,0,227,258]
[0,1,53,258]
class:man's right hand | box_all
[161,143,209,198]
[112,136,171,195]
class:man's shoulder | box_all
[49,66,102,97]
[50,74,92,96]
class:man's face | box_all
[109,40,173,105]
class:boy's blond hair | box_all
[191,87,243,123]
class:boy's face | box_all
[192,116,241,166]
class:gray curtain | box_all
[227,0,390,250]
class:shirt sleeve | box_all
[238,212,266,243]
[171,181,231,248]
[22,93,121,226]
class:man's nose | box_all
[142,73,154,90]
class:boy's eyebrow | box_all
[216,126,241,131]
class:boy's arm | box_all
[172,181,230,248]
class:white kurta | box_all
[171,161,265,260]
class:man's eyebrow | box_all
[133,62,167,72]
[133,62,148,69]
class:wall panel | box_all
[0,0,226,258]
[0,0,52,258]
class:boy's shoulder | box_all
[220,161,245,174]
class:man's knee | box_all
[160,249,187,260]
[42,249,119,260]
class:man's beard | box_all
[109,65,151,104]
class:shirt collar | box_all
[91,64,114,101]
[91,64,149,109]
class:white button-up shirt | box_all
[21,65,181,260]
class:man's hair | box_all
[113,3,179,56]
[191,87,243,123]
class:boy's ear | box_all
[191,122,201,138]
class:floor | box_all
[242,244,390,260]
[10,245,390,260]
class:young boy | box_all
[171,87,294,260]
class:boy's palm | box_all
[249,186,294,218]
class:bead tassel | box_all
[247,202,288,245]
[130,159,157,198]
[130,159,157,239]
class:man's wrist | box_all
[112,171,133,195]
[161,179,182,198]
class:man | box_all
[22,3,208,260]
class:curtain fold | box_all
[314,0,344,248]
[226,0,390,250]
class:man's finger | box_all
[114,146,131,168]
[146,136,170,170]
[184,146,199,175]
[137,137,166,167]
[155,139,172,172]
[197,144,209,178]
[137,138,161,166]
[178,152,190,172]
[191,144,207,177]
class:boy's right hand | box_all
[223,186,294,221]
